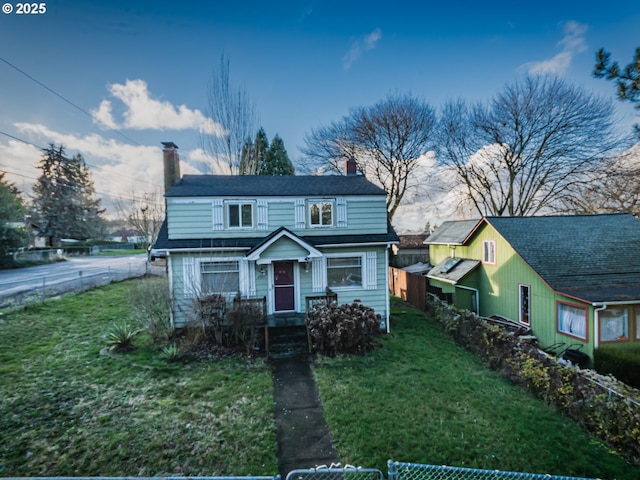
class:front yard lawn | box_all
[313,298,639,480]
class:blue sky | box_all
[1,0,639,229]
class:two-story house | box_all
[154,143,398,330]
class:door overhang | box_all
[245,227,322,265]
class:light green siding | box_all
[166,196,388,240]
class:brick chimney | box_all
[162,142,181,192]
[345,157,357,176]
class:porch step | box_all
[268,326,308,360]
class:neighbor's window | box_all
[636,307,640,341]
[309,201,333,227]
[482,240,496,264]
[599,308,630,343]
[228,203,253,228]
[327,256,362,288]
[518,284,531,325]
[557,301,588,340]
[201,260,240,294]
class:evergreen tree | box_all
[32,145,106,247]
[239,128,269,174]
[0,173,29,266]
[262,134,294,175]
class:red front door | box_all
[273,261,295,312]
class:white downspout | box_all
[454,284,479,314]
[385,245,391,333]
[167,251,174,327]
[592,303,607,350]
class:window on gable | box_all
[327,256,362,288]
[482,240,496,264]
[599,308,630,343]
[201,260,240,294]
[228,203,253,228]
[557,302,587,340]
[309,201,333,227]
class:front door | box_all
[273,261,295,312]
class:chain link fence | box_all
[286,465,384,480]
[387,461,598,480]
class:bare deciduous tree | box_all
[437,76,625,217]
[116,190,164,249]
[302,92,437,221]
[202,54,259,174]
[560,147,640,217]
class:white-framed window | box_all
[482,240,496,265]
[636,307,640,341]
[227,202,253,228]
[557,301,588,340]
[518,284,531,325]
[201,260,240,294]
[599,308,630,343]
[308,200,334,227]
[327,256,362,288]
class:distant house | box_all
[426,214,640,364]
[393,232,430,268]
[153,143,399,330]
[110,228,146,244]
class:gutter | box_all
[591,300,640,350]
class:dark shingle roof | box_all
[153,219,399,251]
[165,174,387,197]
[485,213,640,303]
[426,219,480,245]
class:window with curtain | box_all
[599,308,629,343]
[201,260,240,294]
[327,256,362,287]
[557,302,587,340]
[482,240,496,264]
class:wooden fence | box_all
[388,267,427,311]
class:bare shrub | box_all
[128,277,172,342]
[307,301,381,356]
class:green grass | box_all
[2,285,638,479]
[0,281,277,476]
[313,299,640,479]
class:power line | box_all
[0,129,163,190]
[0,55,142,147]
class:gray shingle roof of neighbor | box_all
[164,174,387,197]
[425,219,480,245]
[484,213,640,303]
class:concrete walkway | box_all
[271,357,340,478]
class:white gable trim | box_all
[245,229,323,263]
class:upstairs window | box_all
[227,203,253,228]
[482,240,496,265]
[309,201,333,227]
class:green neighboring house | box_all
[426,213,640,364]
[154,144,398,330]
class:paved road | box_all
[0,254,149,297]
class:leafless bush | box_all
[128,277,172,342]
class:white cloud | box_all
[90,79,227,136]
[521,21,588,76]
[343,28,382,69]
[5,122,206,217]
